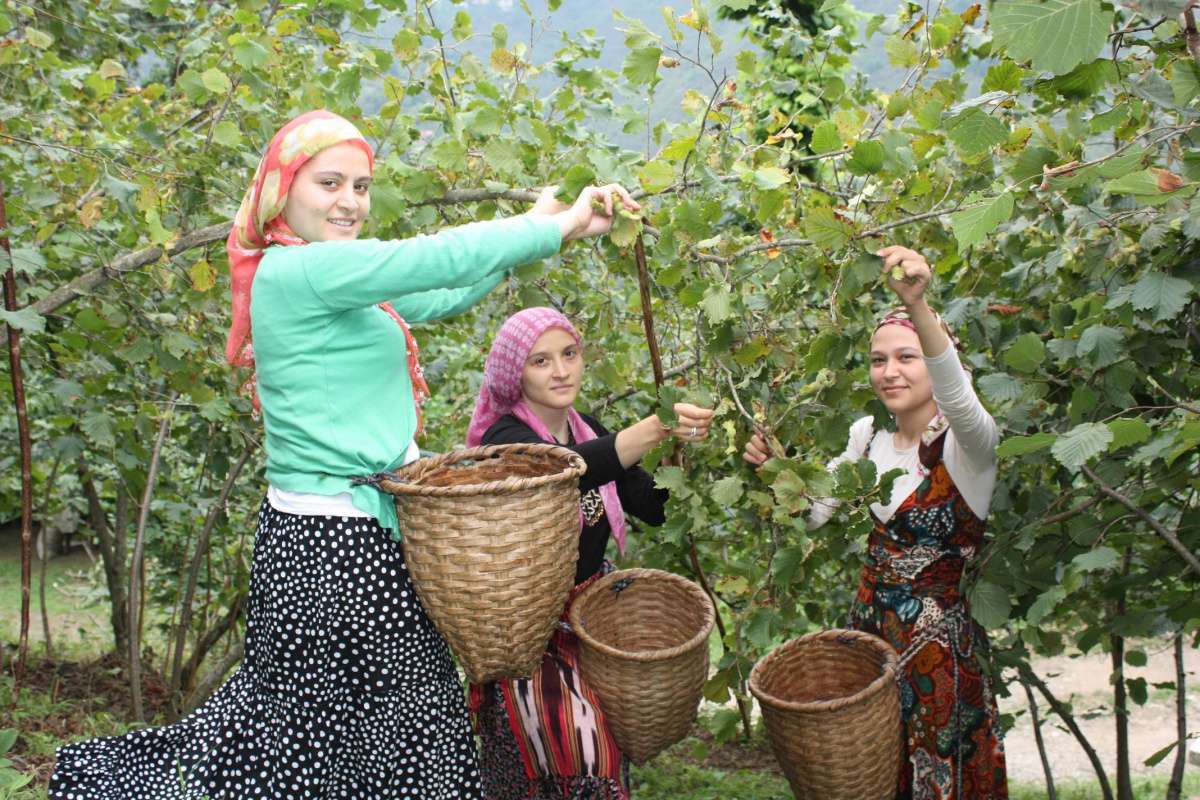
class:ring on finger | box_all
[691,426,698,439]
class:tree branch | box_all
[1080,465,1200,579]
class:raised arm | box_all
[387,271,508,323]
[879,244,997,464]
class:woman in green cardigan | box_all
[49,109,639,800]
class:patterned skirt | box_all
[48,501,482,799]
[849,594,1008,800]
[470,573,627,800]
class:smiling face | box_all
[869,324,936,422]
[282,142,371,242]
[520,327,584,415]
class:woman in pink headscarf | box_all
[49,110,639,800]
[744,245,1008,800]
[466,307,714,800]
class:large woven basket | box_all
[749,629,902,800]
[370,443,585,684]
[568,568,715,764]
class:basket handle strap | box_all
[349,470,407,487]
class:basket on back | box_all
[568,568,715,764]
[372,442,585,684]
[749,629,901,800]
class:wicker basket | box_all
[370,442,585,684]
[748,629,902,800]
[568,568,715,764]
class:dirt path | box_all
[999,639,1199,784]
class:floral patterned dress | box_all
[848,429,1008,800]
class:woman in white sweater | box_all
[744,245,1008,800]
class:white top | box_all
[267,439,421,518]
[808,345,998,528]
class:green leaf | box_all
[968,580,1012,628]
[996,432,1056,457]
[653,463,687,492]
[659,135,697,162]
[944,108,1008,156]
[201,67,232,95]
[81,412,115,449]
[977,373,1024,403]
[189,259,217,292]
[809,121,842,154]
[555,164,596,203]
[1076,325,1124,370]
[1027,586,1066,625]
[1144,740,1180,768]
[482,139,524,175]
[1051,422,1113,470]
[1173,60,1200,106]
[98,58,126,79]
[1130,271,1195,322]
[25,28,53,49]
[751,166,790,190]
[1002,332,1045,373]
[1107,418,1152,450]
[0,306,45,333]
[950,192,1014,248]
[1071,546,1120,572]
[982,61,1025,93]
[701,284,734,323]
[212,120,242,148]
[0,729,16,756]
[636,160,674,194]
[991,0,1113,76]
[1125,649,1148,667]
[233,40,270,70]
[845,140,885,175]
[712,475,744,506]
[803,207,851,251]
[885,33,920,68]
[623,46,662,85]
[607,212,642,249]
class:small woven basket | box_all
[749,629,902,800]
[568,568,715,764]
[370,443,585,684]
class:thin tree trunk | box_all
[79,459,129,654]
[168,440,255,712]
[1113,548,1133,800]
[178,593,245,697]
[1167,631,1187,800]
[128,395,178,722]
[182,638,243,715]
[38,454,63,659]
[1022,679,1057,800]
[1019,662,1114,800]
[1,180,33,681]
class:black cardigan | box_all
[481,412,668,584]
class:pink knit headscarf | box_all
[468,307,627,553]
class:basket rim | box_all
[375,442,586,498]
[748,628,898,714]
[567,568,715,663]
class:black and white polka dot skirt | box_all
[48,501,483,799]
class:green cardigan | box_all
[249,215,562,536]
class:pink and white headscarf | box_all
[467,307,628,553]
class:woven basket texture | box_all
[375,443,585,684]
[568,568,715,764]
[748,629,901,800]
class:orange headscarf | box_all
[224,110,431,432]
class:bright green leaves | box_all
[1051,422,1113,470]
[982,61,1025,93]
[481,138,523,176]
[623,46,662,86]
[990,0,1113,76]
[949,192,1014,248]
[638,160,675,194]
[0,306,45,333]
[1107,418,1152,450]
[996,433,1056,458]
[1172,61,1200,106]
[885,34,920,68]
[200,67,232,95]
[803,208,852,251]
[1002,331,1045,373]
[943,108,1008,157]
[809,121,842,154]
[751,166,790,190]
[1105,169,1195,205]
[711,475,745,506]
[701,283,734,323]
